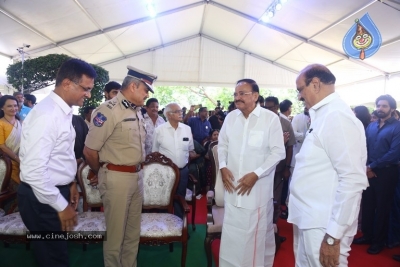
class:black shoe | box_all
[279,235,286,243]
[353,236,372,245]
[367,244,384,254]
[393,255,400,262]
[387,241,400,249]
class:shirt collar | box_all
[166,121,182,128]
[236,104,261,118]
[310,92,339,111]
[378,116,397,125]
[117,91,139,110]
[49,91,73,115]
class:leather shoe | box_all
[352,236,372,245]
[367,244,384,254]
[393,255,400,262]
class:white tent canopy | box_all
[1,0,400,104]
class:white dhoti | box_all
[293,225,354,267]
[219,199,275,267]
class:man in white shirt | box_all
[144,98,165,155]
[18,58,96,267]
[288,64,368,267]
[152,103,195,218]
[218,79,285,267]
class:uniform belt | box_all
[101,162,143,173]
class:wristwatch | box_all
[325,235,339,246]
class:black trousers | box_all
[361,165,399,245]
[174,166,189,219]
[18,182,70,267]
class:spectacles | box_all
[169,110,183,114]
[73,81,92,92]
[233,92,253,97]
[265,105,275,110]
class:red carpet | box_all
[210,219,400,266]
[188,197,400,267]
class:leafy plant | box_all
[6,54,109,116]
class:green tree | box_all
[6,54,109,116]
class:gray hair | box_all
[121,76,140,90]
[163,102,180,121]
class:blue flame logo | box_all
[342,13,382,60]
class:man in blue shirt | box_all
[13,92,31,121]
[353,94,400,255]
[187,107,211,144]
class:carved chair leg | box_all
[181,241,187,267]
[204,235,213,267]
[169,243,173,252]
[192,201,196,231]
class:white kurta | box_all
[218,105,285,267]
[288,92,368,265]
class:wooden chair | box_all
[204,141,225,267]
[140,152,189,267]
[74,162,105,251]
[186,173,198,231]
[0,154,29,248]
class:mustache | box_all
[235,100,244,104]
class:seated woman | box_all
[203,129,219,188]
[0,95,22,213]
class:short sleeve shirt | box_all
[85,91,146,165]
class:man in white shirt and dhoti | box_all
[288,64,368,267]
[218,78,285,267]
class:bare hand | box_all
[283,132,290,144]
[221,167,235,193]
[87,169,98,186]
[283,167,291,181]
[319,239,340,267]
[366,170,377,179]
[58,205,78,231]
[69,182,79,210]
[236,172,258,196]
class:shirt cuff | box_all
[254,168,263,178]
[326,220,346,240]
[49,193,69,212]
[219,161,226,170]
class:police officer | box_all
[83,66,157,267]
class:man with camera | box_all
[209,107,225,130]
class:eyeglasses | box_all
[73,81,92,92]
[265,105,275,110]
[233,92,253,97]
[169,110,183,114]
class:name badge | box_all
[183,137,189,141]
[123,118,136,122]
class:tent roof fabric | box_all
[1,0,400,88]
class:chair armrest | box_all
[188,174,197,201]
[174,195,190,213]
[0,190,17,204]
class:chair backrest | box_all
[0,152,12,195]
[209,142,224,207]
[77,162,102,211]
[142,152,180,213]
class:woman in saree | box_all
[0,95,22,185]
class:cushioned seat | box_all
[74,212,106,232]
[0,212,27,235]
[0,209,4,218]
[140,152,189,267]
[141,213,183,237]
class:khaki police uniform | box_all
[85,91,145,267]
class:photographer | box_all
[209,107,225,130]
